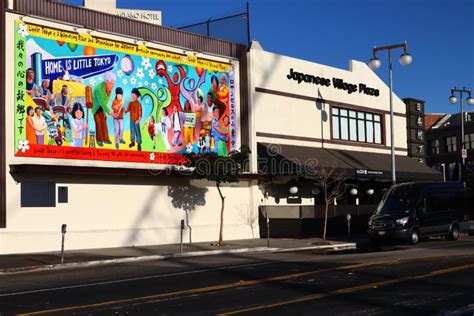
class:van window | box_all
[428,192,458,212]
[375,186,420,216]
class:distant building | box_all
[84,0,162,25]
[425,111,474,186]
[424,113,446,129]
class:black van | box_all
[367,182,469,245]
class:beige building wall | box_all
[249,48,409,173]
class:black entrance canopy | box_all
[257,143,442,181]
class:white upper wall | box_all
[248,48,408,171]
[251,48,406,114]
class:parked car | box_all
[367,181,469,245]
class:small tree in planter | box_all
[185,146,250,246]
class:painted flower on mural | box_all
[122,78,128,85]
[144,80,149,87]
[151,82,157,90]
[130,77,136,85]
[148,69,155,79]
[145,98,149,104]
[136,68,144,79]
[167,65,173,73]
[18,23,29,38]
[141,57,152,70]
[88,78,96,86]
[186,143,193,153]
[158,79,163,85]
[149,153,155,161]
[117,70,124,78]
[138,82,143,87]
[18,140,30,153]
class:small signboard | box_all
[46,121,59,139]
[184,113,196,127]
[462,148,468,159]
[356,169,384,176]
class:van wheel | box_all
[409,229,419,245]
[446,224,460,241]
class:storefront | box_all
[0,1,259,254]
[247,42,442,237]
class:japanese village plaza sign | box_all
[287,68,380,97]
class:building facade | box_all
[0,0,442,253]
[247,42,441,237]
[426,111,474,186]
[0,0,258,254]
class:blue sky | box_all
[66,0,474,114]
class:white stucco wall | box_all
[1,13,256,254]
[2,177,259,254]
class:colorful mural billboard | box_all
[14,21,238,165]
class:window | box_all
[430,139,440,154]
[464,133,474,150]
[331,107,383,144]
[21,182,56,207]
[446,136,457,152]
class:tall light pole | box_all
[368,42,413,185]
[449,87,474,181]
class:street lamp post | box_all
[449,87,474,181]
[441,163,446,182]
[369,42,413,185]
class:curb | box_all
[0,243,356,276]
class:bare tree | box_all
[186,146,250,246]
[238,204,258,238]
[312,165,348,240]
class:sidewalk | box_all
[0,237,359,275]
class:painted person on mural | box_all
[92,71,115,147]
[39,78,52,108]
[211,107,223,154]
[126,88,143,151]
[54,84,72,129]
[171,103,186,147]
[159,107,171,150]
[25,68,38,98]
[216,74,229,106]
[25,106,36,145]
[32,106,47,145]
[71,103,87,147]
[111,87,125,149]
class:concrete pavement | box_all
[0,237,359,275]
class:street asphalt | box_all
[1,236,474,315]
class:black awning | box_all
[257,143,442,181]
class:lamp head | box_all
[467,95,474,105]
[368,57,381,70]
[289,186,298,195]
[399,52,413,66]
[449,95,458,104]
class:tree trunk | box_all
[323,190,329,240]
[217,181,225,246]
